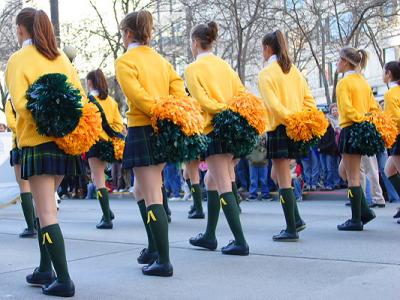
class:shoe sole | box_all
[19,234,37,238]
[296,225,306,232]
[96,226,113,229]
[221,251,249,256]
[337,227,363,231]
[189,240,217,251]
[272,238,299,242]
[142,271,173,277]
[42,290,75,297]
[188,215,205,219]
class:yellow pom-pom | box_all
[228,92,268,134]
[112,137,125,161]
[366,111,398,148]
[55,102,102,155]
[285,108,328,142]
[151,95,204,136]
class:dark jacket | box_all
[318,124,338,156]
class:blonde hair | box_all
[339,46,368,71]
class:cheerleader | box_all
[383,61,400,224]
[258,30,312,241]
[5,99,36,238]
[186,22,249,255]
[86,69,123,229]
[336,47,378,231]
[5,8,85,296]
[115,10,186,276]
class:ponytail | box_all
[191,21,219,49]
[262,30,292,73]
[120,10,153,45]
[339,46,368,71]
[16,8,59,60]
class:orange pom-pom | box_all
[151,95,204,136]
[366,111,398,148]
[112,137,125,161]
[285,108,328,142]
[55,102,102,155]
[228,92,268,134]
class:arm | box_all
[110,101,124,133]
[115,58,156,117]
[336,81,365,123]
[5,99,16,133]
[168,63,187,98]
[368,89,381,113]
[184,68,227,114]
[258,72,291,121]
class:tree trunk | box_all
[49,0,60,46]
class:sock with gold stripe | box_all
[147,204,170,264]
[20,193,35,230]
[192,184,203,213]
[137,200,157,252]
[97,188,111,222]
[279,188,296,233]
[41,224,70,282]
[36,218,52,272]
[220,192,246,245]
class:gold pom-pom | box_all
[285,108,328,142]
[151,95,204,136]
[366,111,398,148]
[55,102,102,155]
[228,92,268,134]
[112,137,125,161]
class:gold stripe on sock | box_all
[97,191,102,199]
[348,189,353,198]
[191,187,195,193]
[146,210,157,224]
[220,198,227,206]
[280,195,285,204]
[42,232,53,245]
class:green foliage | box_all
[213,109,259,157]
[152,120,209,163]
[26,73,82,137]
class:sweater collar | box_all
[267,55,277,66]
[128,42,143,50]
[22,39,32,48]
[343,70,357,78]
[389,81,399,89]
[90,90,99,97]
[196,51,213,60]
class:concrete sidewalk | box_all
[0,197,399,300]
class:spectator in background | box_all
[246,135,272,201]
[0,123,7,132]
[164,163,182,201]
[235,158,249,194]
[302,146,320,191]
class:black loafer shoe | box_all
[96,220,113,229]
[272,230,299,242]
[188,205,195,215]
[393,209,400,219]
[42,278,75,297]
[337,219,363,231]
[189,233,217,250]
[188,211,205,219]
[26,268,55,286]
[137,248,158,265]
[167,214,171,223]
[142,260,173,277]
[221,240,249,256]
[361,210,376,225]
[19,228,36,238]
[397,219,400,224]
[296,220,306,232]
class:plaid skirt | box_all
[10,148,21,167]
[390,134,400,156]
[266,125,302,159]
[338,125,362,155]
[204,130,230,158]
[122,126,162,169]
[21,142,84,180]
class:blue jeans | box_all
[302,147,320,186]
[319,154,339,188]
[236,158,249,191]
[293,178,302,200]
[163,163,182,197]
[376,151,400,202]
[249,164,269,196]
[365,178,372,205]
[86,182,96,199]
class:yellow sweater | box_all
[5,99,17,148]
[384,85,400,131]
[336,73,379,128]
[258,62,316,132]
[115,46,186,127]
[94,95,124,141]
[5,45,86,148]
[184,54,245,134]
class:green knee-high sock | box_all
[147,204,170,264]
[389,174,400,196]
[162,185,171,216]
[36,218,52,272]
[41,224,70,282]
[97,188,111,222]
[204,191,220,241]
[20,193,35,230]
[186,179,192,191]
[137,200,157,252]
[192,184,203,213]
[348,186,362,223]
[280,189,302,223]
[279,188,297,233]
[359,186,373,217]
[220,192,246,245]
[231,182,241,207]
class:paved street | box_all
[1,196,400,300]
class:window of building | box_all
[384,47,397,63]
[319,62,336,88]
[329,11,353,42]
[285,0,304,11]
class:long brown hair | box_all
[339,46,368,71]
[191,21,218,49]
[16,8,59,60]
[120,10,153,45]
[86,69,109,100]
[384,61,400,85]
[262,30,292,74]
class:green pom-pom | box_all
[152,120,209,163]
[91,140,115,163]
[213,110,259,157]
[296,137,320,156]
[26,73,83,137]
[348,121,385,156]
